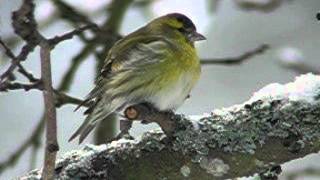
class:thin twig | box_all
[17,63,38,82]
[200,44,269,65]
[0,80,42,91]
[0,40,36,83]
[235,0,286,13]
[54,90,87,107]
[51,0,93,25]
[0,38,19,82]
[48,24,98,47]
[40,40,58,180]
[0,37,16,59]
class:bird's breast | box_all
[148,54,201,111]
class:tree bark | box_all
[22,74,320,180]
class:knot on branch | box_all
[12,0,41,45]
[47,143,59,153]
[124,103,180,137]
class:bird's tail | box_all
[69,98,124,144]
[68,115,95,144]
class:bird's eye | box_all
[177,27,185,33]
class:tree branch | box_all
[21,74,320,179]
[51,0,93,26]
[9,0,59,178]
[235,0,291,13]
[200,44,269,65]
[0,80,42,91]
[48,24,98,47]
[39,40,58,180]
[0,39,36,83]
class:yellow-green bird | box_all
[69,13,205,143]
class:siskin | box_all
[69,13,206,143]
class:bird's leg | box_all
[139,102,157,124]
[106,119,134,143]
[118,119,134,139]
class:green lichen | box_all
[180,165,191,177]
[169,94,320,175]
[199,157,230,177]
[172,99,320,156]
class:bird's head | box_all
[147,13,206,43]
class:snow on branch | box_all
[22,74,320,179]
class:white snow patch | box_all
[107,138,137,149]
[249,73,320,104]
[188,114,208,130]
[212,74,320,115]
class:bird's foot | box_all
[106,119,134,143]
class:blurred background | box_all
[0,0,320,179]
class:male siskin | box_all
[69,13,206,143]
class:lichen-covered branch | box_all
[22,74,320,179]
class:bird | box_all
[69,13,206,143]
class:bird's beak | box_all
[189,31,206,42]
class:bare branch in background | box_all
[0,80,43,92]
[8,0,59,178]
[17,64,38,82]
[234,0,293,13]
[48,24,98,47]
[0,38,16,59]
[200,44,269,65]
[39,40,58,180]
[51,0,94,26]
[0,40,36,83]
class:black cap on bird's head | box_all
[168,13,196,30]
[166,13,206,42]
[153,13,206,42]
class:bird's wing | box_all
[104,35,175,72]
[75,35,174,111]
[70,36,174,143]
